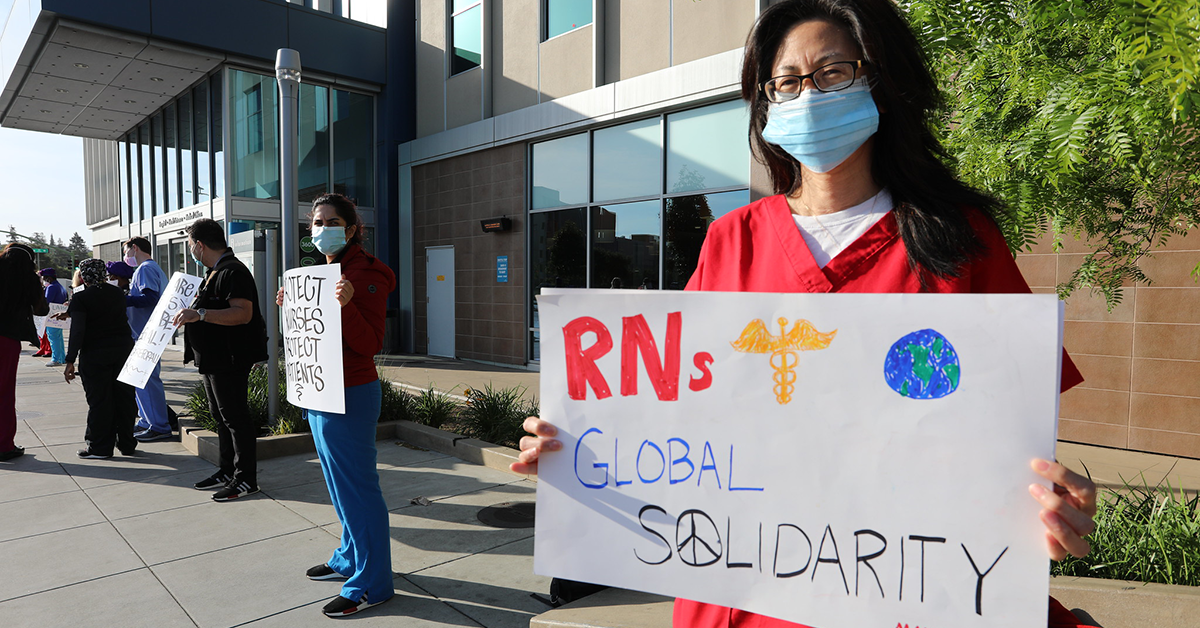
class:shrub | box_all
[1052,477,1200,586]
[183,364,411,436]
[379,379,414,423]
[410,386,458,429]
[459,385,539,449]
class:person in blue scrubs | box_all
[122,237,172,442]
[39,269,68,366]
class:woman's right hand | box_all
[511,416,561,476]
[275,286,284,307]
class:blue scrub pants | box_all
[309,380,393,604]
[133,361,170,434]
[46,327,64,364]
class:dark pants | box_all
[202,370,257,485]
[1,336,19,451]
[79,357,137,455]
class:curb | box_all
[180,419,534,482]
[393,420,535,481]
[180,420,403,466]
[531,577,1200,628]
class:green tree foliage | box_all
[904,0,1200,306]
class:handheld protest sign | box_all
[44,303,69,329]
[282,264,344,414]
[33,314,46,339]
[533,291,1065,628]
[118,272,202,389]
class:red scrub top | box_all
[675,194,1092,628]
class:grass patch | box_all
[1052,476,1200,586]
[409,386,459,429]
[460,384,539,449]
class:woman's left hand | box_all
[335,274,354,307]
[1029,458,1096,560]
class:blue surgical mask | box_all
[311,226,347,255]
[761,79,879,173]
[190,244,203,266]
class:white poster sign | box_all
[44,303,69,329]
[534,290,1064,628]
[33,314,46,339]
[283,263,344,414]
[118,272,202,389]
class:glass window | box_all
[451,1,482,75]
[179,92,195,207]
[546,0,592,40]
[152,113,165,216]
[299,83,330,202]
[138,121,152,221]
[664,189,749,289]
[332,89,374,206]
[194,81,211,204]
[212,72,225,198]
[349,0,387,27]
[666,100,750,193]
[591,200,660,289]
[531,133,587,209]
[529,208,587,362]
[164,103,179,213]
[593,118,661,202]
[118,136,130,225]
[230,69,279,199]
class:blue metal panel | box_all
[42,0,152,33]
[287,8,385,84]
[151,0,287,62]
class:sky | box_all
[0,127,91,248]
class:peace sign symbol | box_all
[675,509,722,567]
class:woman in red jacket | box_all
[514,1,1098,626]
[279,193,396,617]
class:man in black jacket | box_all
[174,219,268,501]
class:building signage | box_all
[497,255,509,282]
[533,290,1064,628]
[154,208,207,234]
[118,272,203,389]
[282,263,345,414]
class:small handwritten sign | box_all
[44,303,69,329]
[534,290,1064,628]
[282,264,344,414]
[118,272,202,389]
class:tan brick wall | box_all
[412,144,527,365]
[1018,229,1200,458]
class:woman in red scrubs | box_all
[515,1,1098,626]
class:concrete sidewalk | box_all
[1,345,550,628]
[5,342,1199,628]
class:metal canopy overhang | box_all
[1,19,222,140]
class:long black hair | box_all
[0,243,39,316]
[743,0,1000,281]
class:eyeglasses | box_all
[761,60,867,103]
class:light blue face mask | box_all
[311,226,347,255]
[761,79,879,173]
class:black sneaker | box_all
[306,564,346,581]
[134,429,173,442]
[77,449,113,459]
[193,473,233,490]
[212,480,259,502]
[322,594,385,617]
[0,446,24,461]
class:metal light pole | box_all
[272,48,302,423]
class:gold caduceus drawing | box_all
[730,318,837,404]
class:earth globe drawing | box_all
[883,329,961,399]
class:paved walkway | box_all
[4,342,1198,627]
[1,345,549,627]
